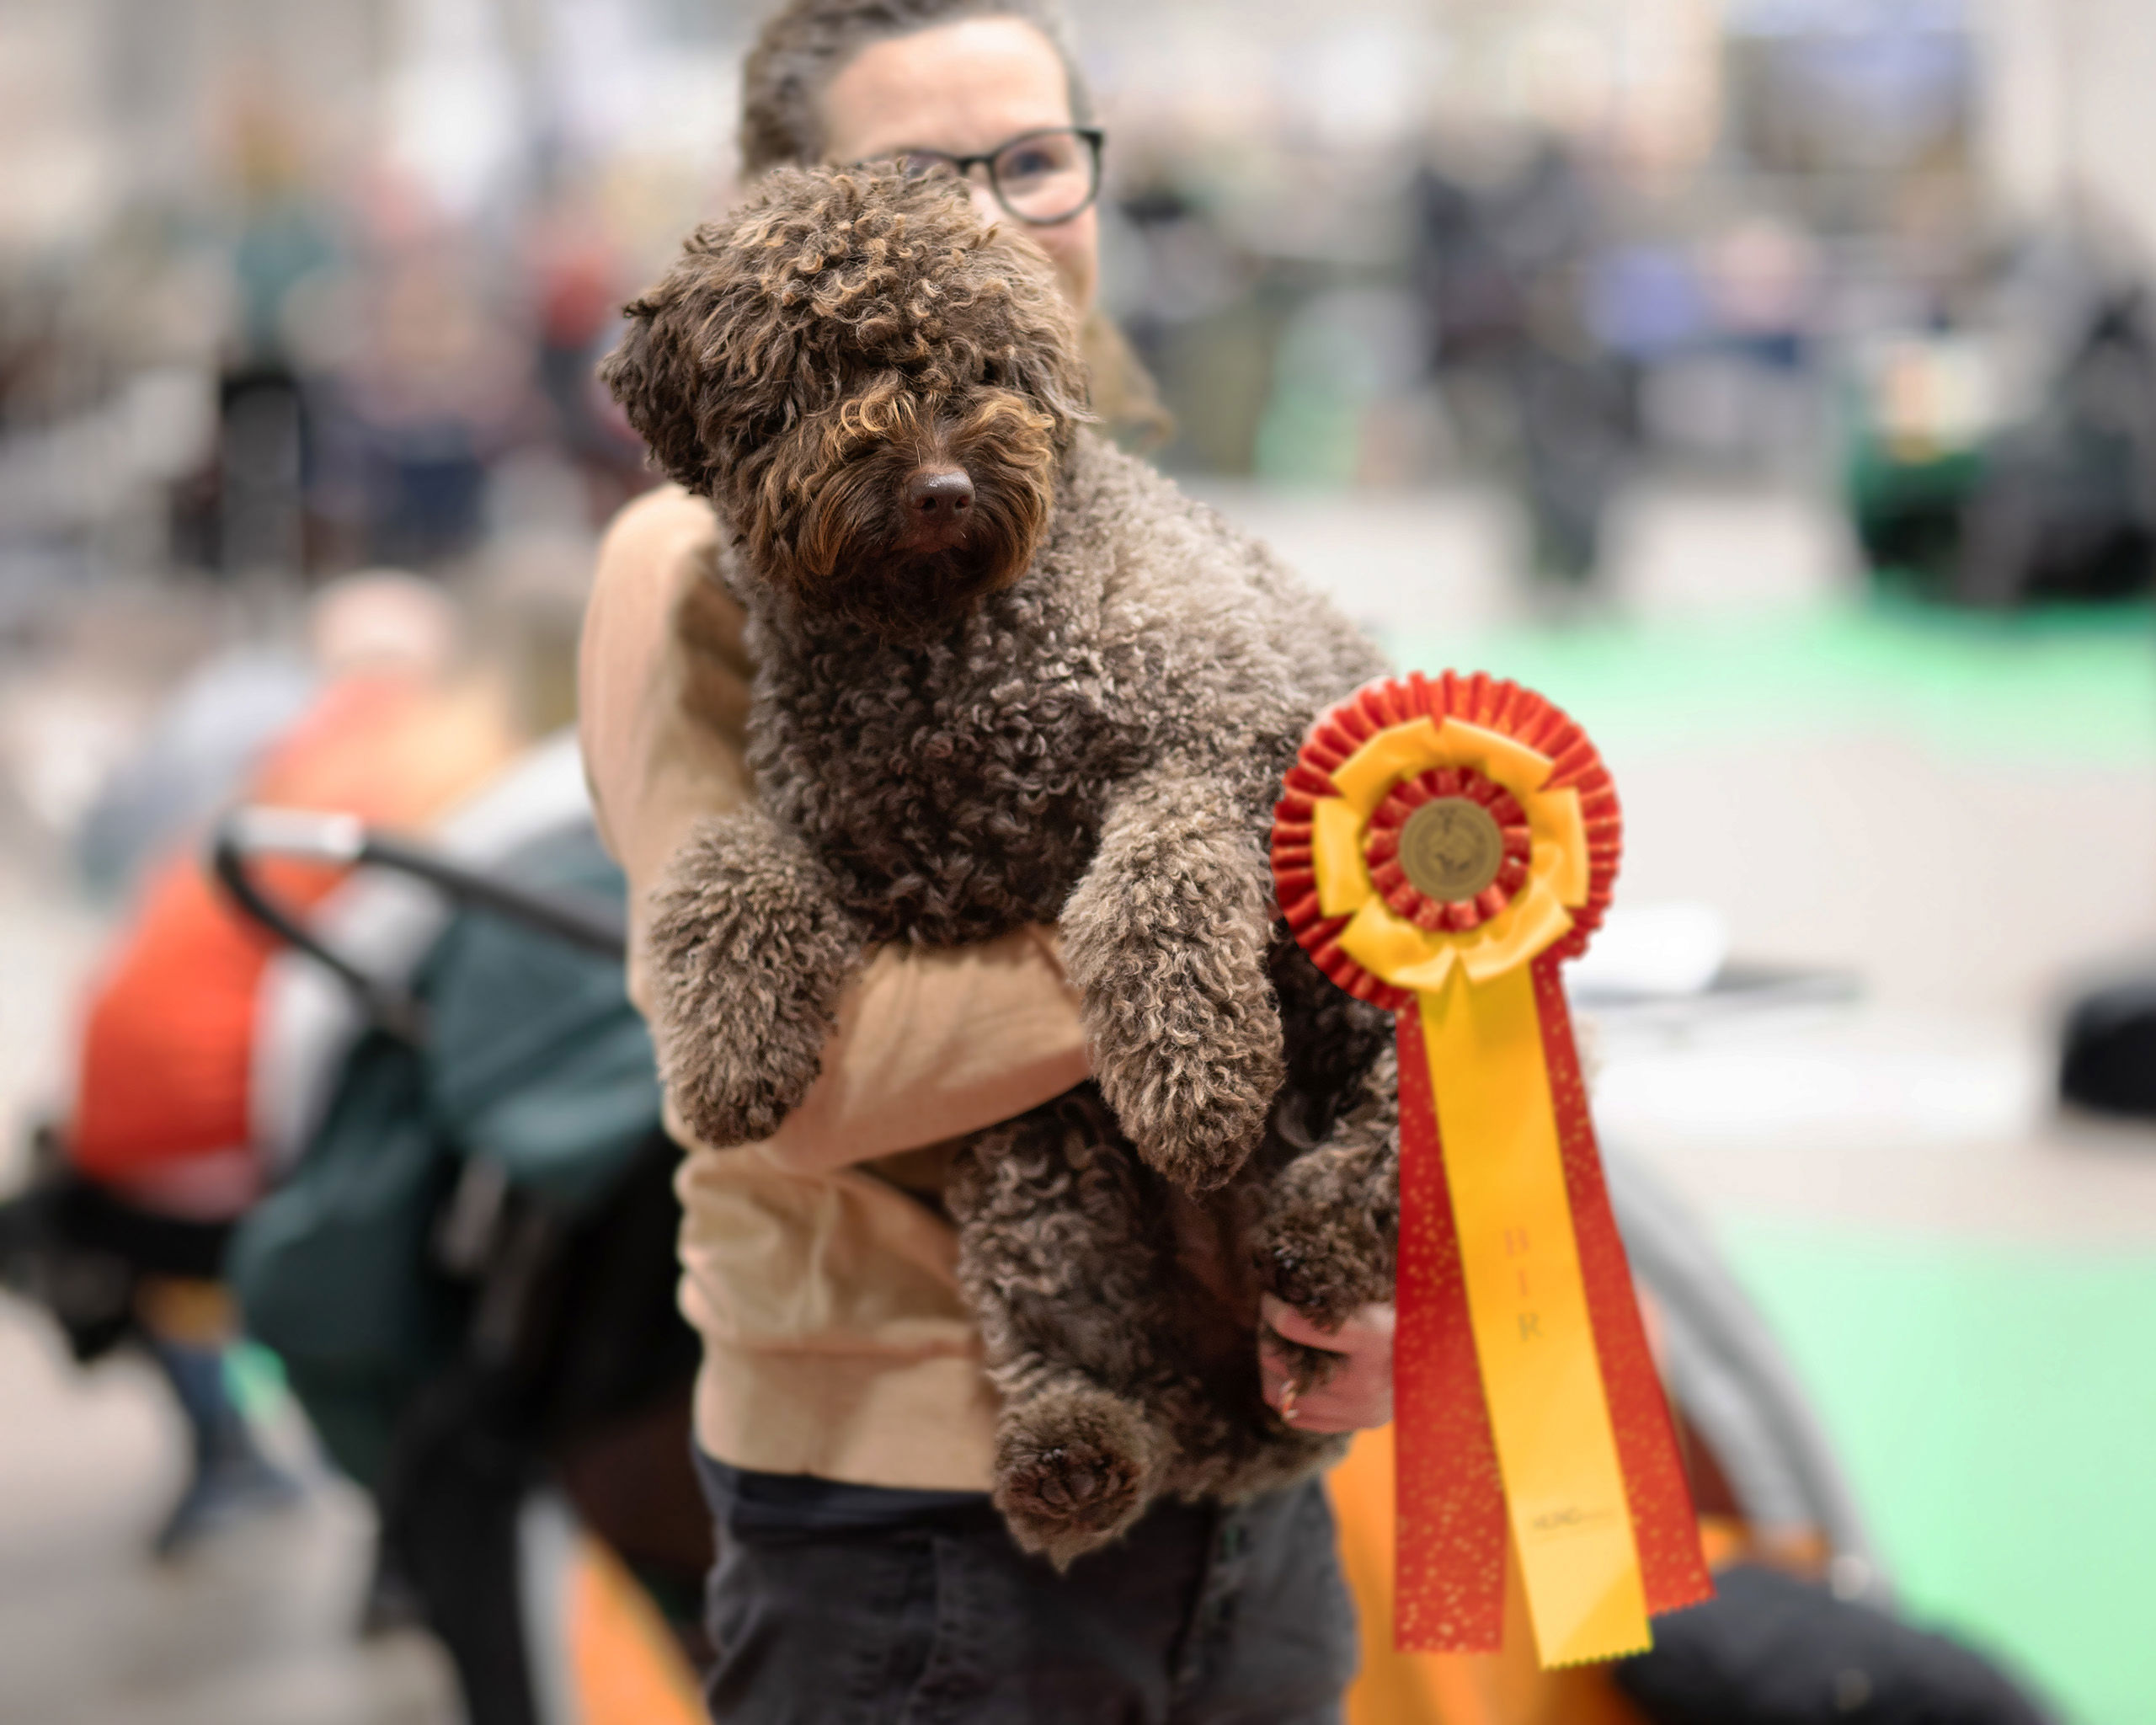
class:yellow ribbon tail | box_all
[1419,967,1651,1667]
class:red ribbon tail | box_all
[1392,1006,1507,1652]
[1534,961,1715,1619]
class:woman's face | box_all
[818,17,1099,315]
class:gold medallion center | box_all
[1397,797,1505,902]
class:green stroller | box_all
[212,735,709,1725]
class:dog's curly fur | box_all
[606,166,1401,1563]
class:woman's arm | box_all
[762,927,1087,1173]
[579,488,1088,1168]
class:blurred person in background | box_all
[26,570,522,1556]
[338,248,534,569]
[1410,131,1633,590]
[579,1,1381,1717]
[165,100,606,586]
[72,633,318,900]
[208,99,341,582]
[525,179,656,526]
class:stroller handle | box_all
[210,806,629,1039]
[221,806,369,867]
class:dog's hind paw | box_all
[993,1386,1161,1569]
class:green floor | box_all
[1721,1223,2156,1725]
[1395,595,2156,766]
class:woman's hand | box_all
[1257,1296,1396,1434]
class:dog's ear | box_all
[600,228,734,498]
[1002,309,1093,434]
[604,221,815,501]
[977,229,1096,441]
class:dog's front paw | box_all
[994,1386,1161,1569]
[1061,776,1288,1192]
[1089,987,1284,1191]
[646,815,862,1148]
[1260,1222,1366,1334]
[1123,1050,1277,1192]
[655,962,830,1149]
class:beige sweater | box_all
[578,483,1091,1489]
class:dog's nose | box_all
[905,467,975,522]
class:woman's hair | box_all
[739,0,1090,178]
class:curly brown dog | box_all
[603,165,1401,1564]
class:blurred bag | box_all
[1614,1564,2049,1724]
[2058,975,2156,1119]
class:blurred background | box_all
[3,0,2155,1721]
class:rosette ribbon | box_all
[1272,672,1711,1667]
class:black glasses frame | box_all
[894,126,1107,227]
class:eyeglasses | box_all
[893,126,1105,227]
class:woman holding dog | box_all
[579,3,1390,1717]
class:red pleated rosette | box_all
[1270,670,1621,1001]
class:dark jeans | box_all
[696,1452,1358,1724]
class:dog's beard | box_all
[816,537,1027,641]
